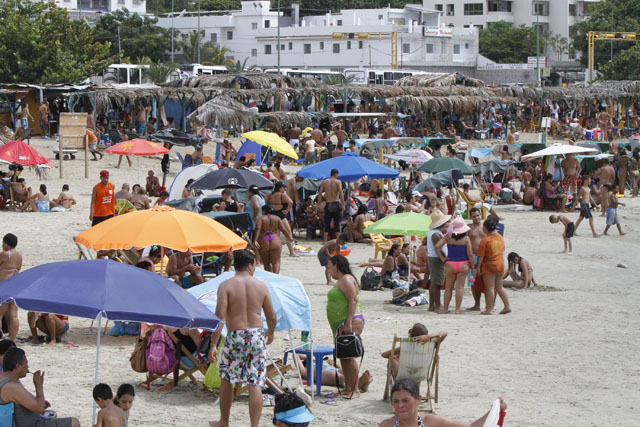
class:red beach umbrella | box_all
[105,138,169,156]
[0,140,54,167]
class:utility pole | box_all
[369,44,372,67]
[171,0,174,62]
[277,0,281,73]
[400,38,403,69]
[197,0,201,64]
[535,8,540,86]
[118,27,121,63]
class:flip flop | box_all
[320,399,338,406]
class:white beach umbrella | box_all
[521,143,598,159]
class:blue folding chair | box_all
[0,402,15,427]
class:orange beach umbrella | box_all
[105,138,169,156]
[75,206,247,253]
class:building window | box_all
[358,40,363,49]
[265,20,270,28]
[426,44,434,53]
[378,14,383,20]
[226,31,233,40]
[117,0,124,4]
[337,20,343,26]
[265,45,272,54]
[251,48,257,57]
[569,4,576,16]
[347,41,351,49]
[464,3,483,15]
[435,4,443,11]
[453,44,460,54]
[446,4,454,16]
[441,39,448,54]
[402,43,410,54]
[333,43,340,53]
[533,2,548,16]
[320,41,325,50]
[210,33,217,42]
[288,42,293,50]
[304,44,311,54]
[251,22,258,30]
[281,44,285,51]
[487,1,511,13]
[465,42,469,49]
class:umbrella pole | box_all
[92,313,102,424]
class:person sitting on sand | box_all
[153,191,170,207]
[379,378,506,427]
[19,184,50,212]
[146,170,160,196]
[130,187,150,210]
[0,347,80,427]
[503,252,537,289]
[346,205,373,243]
[381,323,447,380]
[167,250,204,289]
[318,233,348,285]
[52,184,76,210]
[114,183,132,201]
[27,313,69,346]
[293,353,373,392]
[93,383,126,427]
[549,214,574,254]
[522,179,538,206]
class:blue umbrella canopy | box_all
[188,268,312,333]
[297,152,399,181]
[0,259,221,330]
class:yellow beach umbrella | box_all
[241,130,299,159]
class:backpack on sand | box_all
[145,327,177,375]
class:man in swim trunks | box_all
[167,250,204,289]
[288,123,301,149]
[549,214,574,254]
[318,233,348,285]
[209,250,276,427]
[466,208,487,311]
[560,153,581,209]
[595,159,615,216]
[573,175,600,238]
[318,168,345,243]
[0,234,22,341]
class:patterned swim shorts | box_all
[219,327,266,387]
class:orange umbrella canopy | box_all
[76,206,247,253]
[105,139,169,156]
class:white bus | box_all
[181,64,229,77]
[102,64,149,85]
[344,69,436,85]
[263,68,342,83]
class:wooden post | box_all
[85,134,89,179]
[59,133,64,179]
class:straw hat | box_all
[392,287,408,299]
[429,210,451,229]
[447,217,470,235]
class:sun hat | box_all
[274,405,315,424]
[429,210,451,229]
[392,287,408,299]
[411,190,421,197]
[446,217,470,236]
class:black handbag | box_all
[360,267,381,291]
[335,333,364,359]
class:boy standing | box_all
[93,383,126,427]
[573,175,600,238]
[318,233,348,285]
[603,184,626,236]
[549,214,575,254]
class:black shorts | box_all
[92,214,114,226]
[565,222,575,238]
[324,201,341,232]
[579,203,592,219]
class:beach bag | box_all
[203,337,225,390]
[130,331,150,373]
[145,327,177,375]
[335,333,364,360]
[381,269,400,289]
[360,267,381,291]
[197,331,212,365]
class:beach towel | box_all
[36,200,50,212]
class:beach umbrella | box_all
[75,205,247,253]
[0,140,54,167]
[363,212,432,237]
[168,164,219,201]
[385,149,433,164]
[298,152,399,181]
[190,167,274,191]
[413,169,464,192]
[471,160,517,175]
[241,130,299,159]
[0,259,221,422]
[521,143,598,159]
[105,138,169,156]
[418,157,474,175]
[148,129,206,147]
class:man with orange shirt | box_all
[90,170,115,226]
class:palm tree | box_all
[146,61,178,84]
[178,31,232,65]
[225,57,258,73]
[324,74,355,85]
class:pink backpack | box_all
[145,327,177,375]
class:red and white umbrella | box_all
[0,140,54,167]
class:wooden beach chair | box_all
[383,335,445,413]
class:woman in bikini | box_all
[267,182,298,257]
[52,184,76,209]
[325,254,365,399]
[19,184,50,212]
[379,378,506,427]
[414,237,429,283]
[503,252,537,289]
[253,205,291,274]
[434,217,474,315]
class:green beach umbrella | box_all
[418,157,474,175]
[364,212,432,237]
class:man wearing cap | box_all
[90,171,115,226]
[272,391,315,426]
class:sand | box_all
[4,136,639,426]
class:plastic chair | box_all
[0,402,15,427]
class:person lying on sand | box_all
[292,353,373,392]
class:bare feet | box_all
[455,310,463,315]
[47,339,57,347]
[30,336,39,345]
[326,281,334,286]
[603,232,609,236]
[288,252,300,257]
[466,305,481,311]
[209,421,226,427]
[340,389,360,399]
[500,309,512,314]
[620,232,627,236]
[567,251,573,255]
[437,309,449,314]
[358,370,373,393]
[592,234,601,238]
[480,311,492,315]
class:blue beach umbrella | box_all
[297,152,399,181]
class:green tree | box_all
[600,44,640,80]
[324,74,355,85]
[548,33,571,61]
[178,31,231,65]
[0,0,113,84]
[225,58,258,73]
[479,21,545,64]
[146,61,179,84]
[94,9,173,63]
[573,0,640,69]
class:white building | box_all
[420,0,600,60]
[55,0,146,18]
[157,1,478,73]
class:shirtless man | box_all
[0,234,22,341]
[208,250,276,427]
[52,184,76,209]
[288,124,301,149]
[522,179,538,206]
[38,97,49,139]
[135,101,146,135]
[167,250,204,289]
[573,175,600,238]
[285,175,302,228]
[405,193,426,213]
[382,122,395,139]
[614,149,630,196]
[560,153,581,209]
[318,168,345,243]
[20,100,33,131]
[334,124,348,146]
[311,124,324,145]
[595,159,615,216]
[347,205,373,243]
[114,183,132,201]
[145,170,160,196]
[130,187,150,210]
[466,208,486,311]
